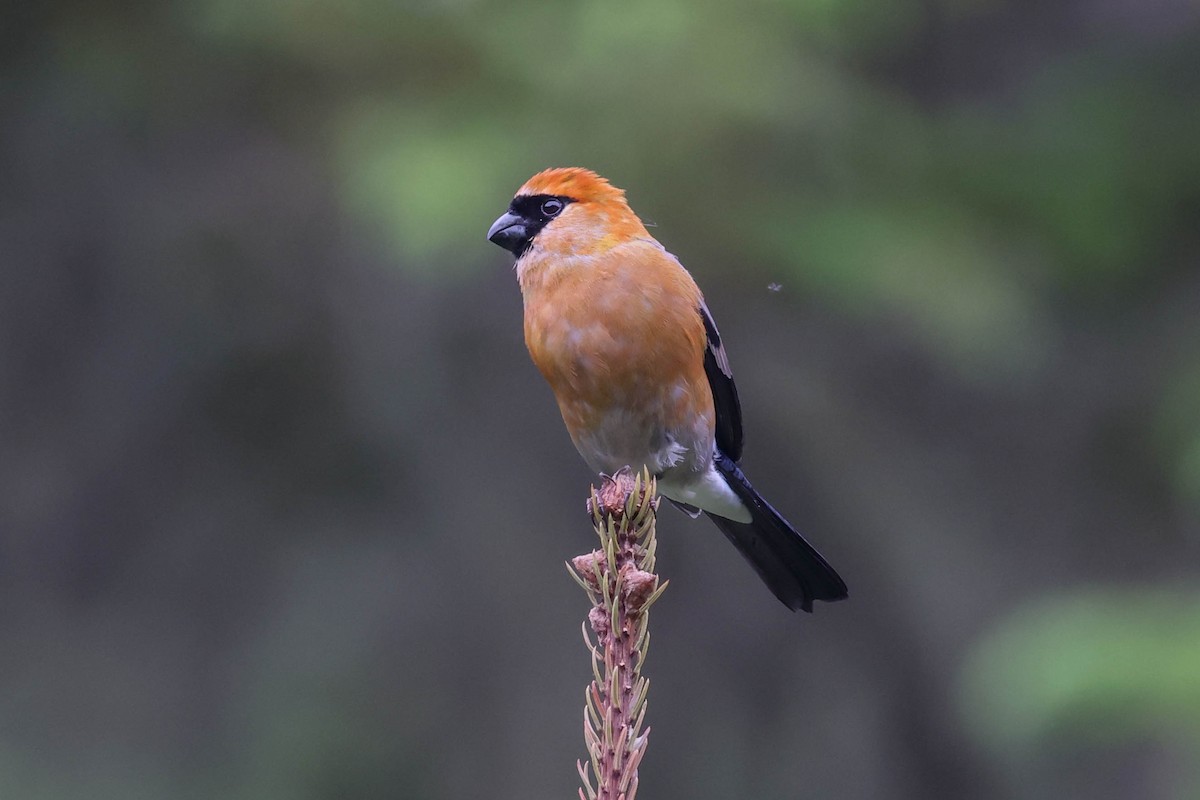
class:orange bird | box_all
[488,168,847,612]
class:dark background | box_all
[3,0,1200,797]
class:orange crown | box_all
[518,168,628,205]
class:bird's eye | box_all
[541,198,564,217]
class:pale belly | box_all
[564,396,714,479]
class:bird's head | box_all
[487,168,648,259]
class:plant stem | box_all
[568,467,667,800]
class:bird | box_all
[487,167,847,612]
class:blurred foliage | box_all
[3,0,1200,798]
[961,589,1200,794]
[1157,359,1200,510]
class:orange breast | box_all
[521,240,713,464]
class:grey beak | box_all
[487,211,529,255]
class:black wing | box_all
[699,300,743,462]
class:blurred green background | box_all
[3,0,1199,797]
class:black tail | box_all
[706,451,848,612]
